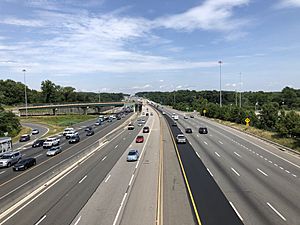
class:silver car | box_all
[0,151,22,167]
[46,146,62,156]
[127,150,139,162]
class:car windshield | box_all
[128,151,137,155]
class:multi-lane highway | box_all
[161,106,300,225]
[0,103,299,225]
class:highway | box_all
[161,106,300,225]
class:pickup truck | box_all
[43,137,60,148]
[63,128,75,136]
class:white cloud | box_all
[155,0,249,32]
[0,17,45,27]
[275,0,300,8]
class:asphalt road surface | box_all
[162,106,300,225]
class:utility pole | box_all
[22,69,28,117]
[218,61,222,107]
[98,91,101,102]
[239,72,242,108]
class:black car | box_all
[32,139,45,148]
[190,115,194,118]
[13,158,36,171]
[69,135,80,143]
[146,113,149,116]
[86,130,94,136]
[85,126,92,131]
[185,128,193,133]
[172,121,177,126]
[199,127,208,134]
[143,126,150,133]
[19,134,30,142]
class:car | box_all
[117,116,121,120]
[142,112,145,115]
[143,126,150,133]
[69,135,80,144]
[128,123,135,130]
[174,115,179,120]
[172,113,175,118]
[190,115,194,118]
[183,115,188,119]
[172,121,177,126]
[0,151,22,168]
[185,128,192,133]
[32,129,39,135]
[136,135,144,143]
[150,112,153,116]
[199,127,208,134]
[63,128,74,136]
[162,111,166,115]
[138,122,143,126]
[13,158,36,171]
[176,134,186,144]
[127,150,139,161]
[86,130,94,136]
[19,134,30,142]
[95,121,101,126]
[66,130,79,139]
[85,126,92,131]
[146,113,149,116]
[46,146,62,156]
[32,139,45,148]
[43,137,60,148]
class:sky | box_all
[0,0,300,94]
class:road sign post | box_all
[245,117,250,126]
[203,109,207,117]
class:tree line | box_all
[136,87,300,138]
[0,79,125,106]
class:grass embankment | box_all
[213,119,300,152]
[11,126,32,143]
[21,115,97,137]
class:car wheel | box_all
[7,162,11,167]
[24,166,27,170]
[33,161,36,166]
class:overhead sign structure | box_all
[245,117,250,126]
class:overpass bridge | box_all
[18,102,138,116]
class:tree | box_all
[258,102,279,131]
[41,80,59,103]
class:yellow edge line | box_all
[154,107,163,225]
[165,115,203,225]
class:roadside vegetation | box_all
[0,106,21,137]
[21,115,97,137]
[137,87,300,151]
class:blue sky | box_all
[0,0,299,94]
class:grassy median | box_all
[212,119,300,152]
[21,115,97,137]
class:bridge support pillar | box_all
[81,107,88,115]
[52,108,57,115]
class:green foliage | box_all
[0,108,21,137]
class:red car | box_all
[136,135,144,143]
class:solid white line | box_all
[129,144,132,148]
[231,167,240,176]
[218,141,223,145]
[78,175,87,184]
[257,168,268,177]
[207,168,213,177]
[234,152,241,158]
[215,152,220,157]
[197,134,199,137]
[115,145,118,149]
[229,202,243,221]
[34,153,43,158]
[267,202,286,221]
[196,152,200,158]
[104,174,111,183]
[285,170,290,174]
[204,141,208,145]
[101,156,107,161]
[0,171,6,175]
[128,174,135,186]
[274,164,278,166]
[112,193,128,225]
[269,161,272,163]
[73,216,81,225]
[35,215,46,225]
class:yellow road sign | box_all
[203,109,206,114]
[245,118,250,123]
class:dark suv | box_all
[69,135,80,144]
[199,127,208,134]
[19,134,30,142]
[143,126,150,133]
[185,128,193,133]
[32,139,45,148]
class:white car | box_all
[63,128,74,136]
[0,151,22,167]
[65,131,79,139]
[127,150,139,161]
[176,134,186,144]
[32,129,39,135]
[43,137,60,148]
[46,146,62,156]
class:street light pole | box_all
[239,72,242,108]
[98,91,101,102]
[22,69,28,117]
[218,60,222,107]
